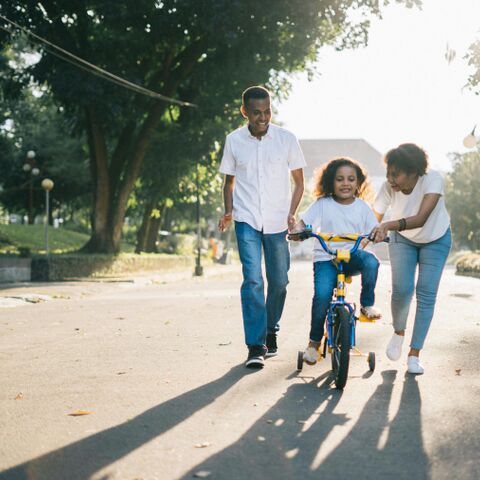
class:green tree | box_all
[446,150,480,250]
[1,1,419,252]
[0,89,90,223]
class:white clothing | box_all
[301,197,378,262]
[373,170,450,243]
[219,124,306,233]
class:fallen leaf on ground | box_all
[68,410,93,416]
[194,442,211,448]
[266,420,273,424]
[164,320,170,325]
[455,369,462,376]
[193,471,211,478]
[218,341,232,346]
[14,392,23,400]
[117,372,127,375]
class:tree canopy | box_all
[0,1,419,252]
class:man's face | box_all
[241,97,272,136]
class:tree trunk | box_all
[135,200,156,253]
[145,215,161,253]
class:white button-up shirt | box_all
[219,124,306,233]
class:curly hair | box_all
[384,143,428,176]
[313,157,373,202]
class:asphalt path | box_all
[0,261,479,480]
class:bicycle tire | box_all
[330,306,351,389]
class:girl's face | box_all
[386,165,418,193]
[333,166,358,204]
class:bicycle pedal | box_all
[359,313,376,323]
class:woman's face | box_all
[386,165,418,192]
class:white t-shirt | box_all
[219,124,306,233]
[373,170,450,243]
[301,197,378,262]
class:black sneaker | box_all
[245,345,267,369]
[266,333,278,357]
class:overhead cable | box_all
[0,13,197,107]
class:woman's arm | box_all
[371,193,441,242]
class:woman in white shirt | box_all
[371,143,451,375]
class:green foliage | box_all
[1,0,420,252]
[445,150,480,250]
[0,89,91,216]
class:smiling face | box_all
[241,97,271,137]
[386,165,419,193]
[333,166,358,204]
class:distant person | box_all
[218,85,306,369]
[371,143,451,375]
[290,157,381,365]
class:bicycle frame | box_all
[310,232,368,350]
[288,228,372,350]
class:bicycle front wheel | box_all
[330,306,352,389]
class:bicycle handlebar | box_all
[287,227,389,257]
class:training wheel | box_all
[368,352,375,372]
[297,351,304,371]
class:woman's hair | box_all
[313,157,373,201]
[384,143,428,176]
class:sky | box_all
[276,0,480,171]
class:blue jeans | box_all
[310,250,380,342]
[388,228,451,350]
[235,222,290,347]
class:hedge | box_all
[455,253,480,279]
[31,253,196,281]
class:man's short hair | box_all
[242,86,270,108]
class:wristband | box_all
[398,218,407,231]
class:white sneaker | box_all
[407,356,424,375]
[386,333,404,361]
[304,346,320,365]
[360,305,382,319]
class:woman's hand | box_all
[371,223,390,243]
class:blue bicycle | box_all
[288,226,387,390]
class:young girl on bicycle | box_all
[292,157,381,365]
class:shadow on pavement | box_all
[181,370,430,480]
[0,365,246,480]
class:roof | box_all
[299,138,385,180]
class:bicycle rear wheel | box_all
[330,306,352,389]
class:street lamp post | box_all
[194,161,203,277]
[23,150,39,224]
[41,178,54,256]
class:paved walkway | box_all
[1,262,479,479]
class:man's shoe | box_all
[386,333,404,361]
[245,345,267,369]
[266,333,278,357]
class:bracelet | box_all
[398,218,407,231]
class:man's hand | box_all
[218,213,233,232]
[287,213,296,232]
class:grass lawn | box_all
[0,224,91,255]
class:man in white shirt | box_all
[218,86,306,369]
